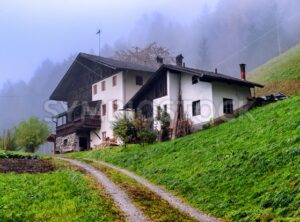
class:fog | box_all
[1,0,300,131]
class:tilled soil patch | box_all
[0,159,55,173]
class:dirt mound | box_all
[0,159,55,173]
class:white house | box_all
[50,53,262,152]
[125,55,263,132]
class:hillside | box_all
[70,96,300,221]
[249,44,300,95]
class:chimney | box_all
[176,54,184,67]
[240,64,246,80]
[215,68,218,74]
[156,56,164,65]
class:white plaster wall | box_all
[91,72,124,148]
[90,71,149,148]
[153,72,214,128]
[181,73,214,125]
[212,82,251,118]
[123,71,151,103]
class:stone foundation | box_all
[55,133,79,153]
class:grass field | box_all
[0,158,122,222]
[249,44,300,95]
[69,95,300,221]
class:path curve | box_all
[59,158,149,222]
[86,159,221,222]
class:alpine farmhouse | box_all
[50,53,263,153]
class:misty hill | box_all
[0,56,75,132]
[249,44,300,95]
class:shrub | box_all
[133,117,157,147]
[15,117,49,153]
[112,116,135,148]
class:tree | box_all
[15,117,49,153]
[112,116,135,148]
[113,42,175,67]
[0,129,17,151]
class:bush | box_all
[112,116,135,148]
[15,117,49,153]
[133,117,157,146]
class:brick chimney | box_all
[156,56,163,65]
[240,64,246,80]
[176,54,184,67]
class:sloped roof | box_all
[125,64,264,108]
[49,53,156,101]
[80,53,156,73]
[161,64,264,88]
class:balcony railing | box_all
[56,115,101,137]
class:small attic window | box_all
[192,75,199,84]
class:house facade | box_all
[125,56,263,132]
[50,53,263,152]
[50,53,155,153]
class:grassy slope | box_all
[70,96,300,221]
[0,170,119,222]
[249,44,300,95]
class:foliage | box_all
[69,95,300,221]
[0,129,16,151]
[112,116,135,148]
[133,117,157,147]
[15,117,49,153]
[155,106,171,141]
[249,44,300,95]
[0,152,39,160]
[0,170,118,222]
[113,42,175,67]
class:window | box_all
[93,84,97,95]
[136,76,143,86]
[192,100,201,116]
[223,98,233,114]
[101,81,106,91]
[102,104,106,116]
[112,100,118,112]
[192,75,199,84]
[112,76,117,86]
[163,104,167,112]
[63,139,68,146]
[155,73,167,98]
[102,132,106,141]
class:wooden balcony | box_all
[56,115,101,137]
[54,101,101,137]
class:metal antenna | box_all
[96,29,101,56]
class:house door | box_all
[79,137,88,150]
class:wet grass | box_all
[69,96,300,221]
[249,44,300,95]
[0,158,124,222]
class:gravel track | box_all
[59,158,149,222]
[87,159,221,222]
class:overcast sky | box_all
[0,0,218,87]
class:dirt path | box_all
[86,159,220,222]
[59,158,149,222]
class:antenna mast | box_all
[96,29,101,56]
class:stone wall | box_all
[55,133,79,153]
